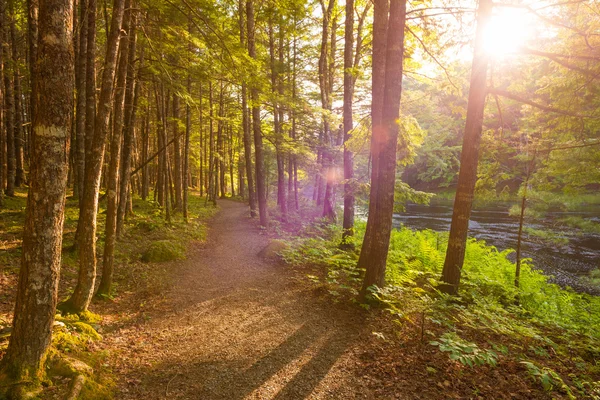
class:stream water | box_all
[393,199,600,295]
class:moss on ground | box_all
[141,240,186,262]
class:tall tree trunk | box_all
[0,7,5,206]
[2,6,15,197]
[172,93,183,210]
[97,0,131,297]
[440,0,492,295]
[72,0,96,249]
[356,0,388,282]
[64,0,125,313]
[155,83,165,206]
[117,32,140,235]
[198,84,204,197]
[207,80,216,205]
[9,0,25,189]
[239,0,256,216]
[217,83,225,198]
[342,0,355,244]
[183,75,191,221]
[247,0,267,226]
[319,0,336,220]
[26,0,39,166]
[141,111,149,200]
[358,0,407,296]
[75,0,87,204]
[0,0,73,390]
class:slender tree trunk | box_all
[248,0,267,226]
[440,0,492,295]
[172,93,183,210]
[341,0,355,244]
[358,0,407,296]
[155,83,165,206]
[0,0,73,390]
[2,7,15,197]
[9,1,25,188]
[0,8,5,206]
[322,6,338,220]
[239,0,256,216]
[64,0,125,313]
[97,0,131,297]
[74,0,87,204]
[26,0,39,165]
[217,83,225,198]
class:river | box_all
[393,199,600,295]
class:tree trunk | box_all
[97,0,131,297]
[0,8,5,206]
[322,6,338,221]
[440,0,491,295]
[239,0,256,216]
[9,1,25,189]
[342,0,355,244]
[358,0,407,296]
[172,93,183,210]
[217,83,226,198]
[356,0,388,284]
[247,0,267,226]
[64,0,125,313]
[0,0,73,390]
[74,0,87,205]
[26,0,39,167]
[2,7,16,197]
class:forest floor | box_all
[0,196,561,399]
[99,200,377,399]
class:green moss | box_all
[79,379,113,400]
[141,240,186,262]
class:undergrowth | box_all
[280,221,600,399]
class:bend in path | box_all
[107,200,373,399]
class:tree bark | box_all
[2,7,16,197]
[74,0,87,204]
[358,0,407,296]
[172,93,183,210]
[440,0,492,295]
[0,0,73,390]
[341,0,355,244]
[9,1,25,188]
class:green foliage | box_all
[281,219,600,397]
[521,361,576,399]
[430,332,498,368]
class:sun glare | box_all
[483,7,534,57]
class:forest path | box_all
[106,200,373,399]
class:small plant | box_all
[521,361,576,399]
[430,332,498,367]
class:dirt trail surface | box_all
[104,200,374,399]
